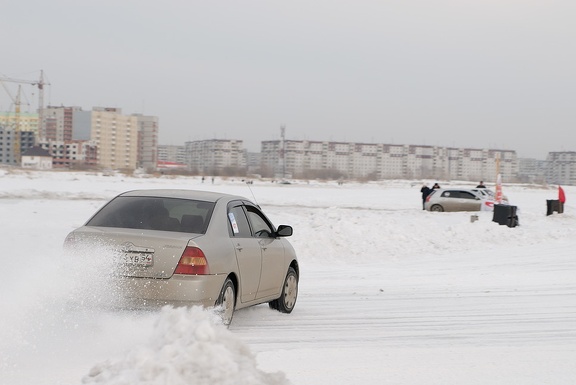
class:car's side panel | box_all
[230,238,262,302]
[243,204,287,300]
[256,237,286,299]
[427,189,486,212]
[225,201,263,303]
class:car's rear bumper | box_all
[114,274,228,308]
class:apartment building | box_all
[90,107,138,170]
[518,158,548,183]
[185,139,246,175]
[134,114,159,171]
[0,112,39,137]
[0,127,36,165]
[545,152,576,186]
[43,106,82,142]
[261,140,518,181]
[37,107,156,171]
[158,144,186,164]
[39,140,98,168]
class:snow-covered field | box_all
[1,169,575,384]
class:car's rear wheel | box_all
[430,204,444,212]
[269,267,298,313]
[216,277,236,326]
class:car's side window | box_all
[441,191,453,198]
[460,191,476,200]
[245,205,274,238]
[227,204,252,237]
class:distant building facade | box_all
[39,140,98,169]
[35,106,157,171]
[0,112,39,137]
[43,106,81,142]
[134,114,159,171]
[545,152,576,186]
[517,158,548,184]
[246,151,261,175]
[90,107,138,170]
[158,144,187,164]
[185,139,246,175]
[0,127,36,165]
[21,146,53,169]
[261,140,518,182]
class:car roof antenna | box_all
[246,181,260,208]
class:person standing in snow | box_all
[420,184,432,210]
[477,181,486,188]
[432,182,440,189]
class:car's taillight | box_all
[426,195,432,202]
[174,246,210,275]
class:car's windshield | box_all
[86,196,215,233]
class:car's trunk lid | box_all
[68,226,197,279]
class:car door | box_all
[227,202,262,303]
[440,190,459,211]
[244,204,286,300]
[458,190,482,211]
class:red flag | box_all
[559,186,566,203]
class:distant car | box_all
[471,188,508,203]
[64,189,299,325]
[425,188,494,212]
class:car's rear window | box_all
[86,196,215,233]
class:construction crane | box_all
[0,70,48,164]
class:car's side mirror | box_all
[275,225,293,237]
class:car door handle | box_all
[235,245,243,252]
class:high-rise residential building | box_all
[158,144,187,164]
[90,107,138,170]
[0,112,39,137]
[261,140,518,182]
[518,158,548,183]
[185,139,246,175]
[0,127,36,165]
[36,106,156,170]
[545,152,576,186]
[43,106,82,142]
[246,151,261,174]
[34,106,99,169]
[134,114,159,171]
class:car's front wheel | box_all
[269,267,298,313]
[216,277,236,326]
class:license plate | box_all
[122,253,153,266]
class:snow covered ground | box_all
[1,169,575,384]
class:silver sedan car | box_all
[425,188,493,212]
[64,189,299,325]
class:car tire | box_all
[216,277,236,326]
[269,267,298,313]
[430,204,444,212]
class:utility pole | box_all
[280,125,286,179]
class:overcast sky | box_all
[2,0,575,159]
